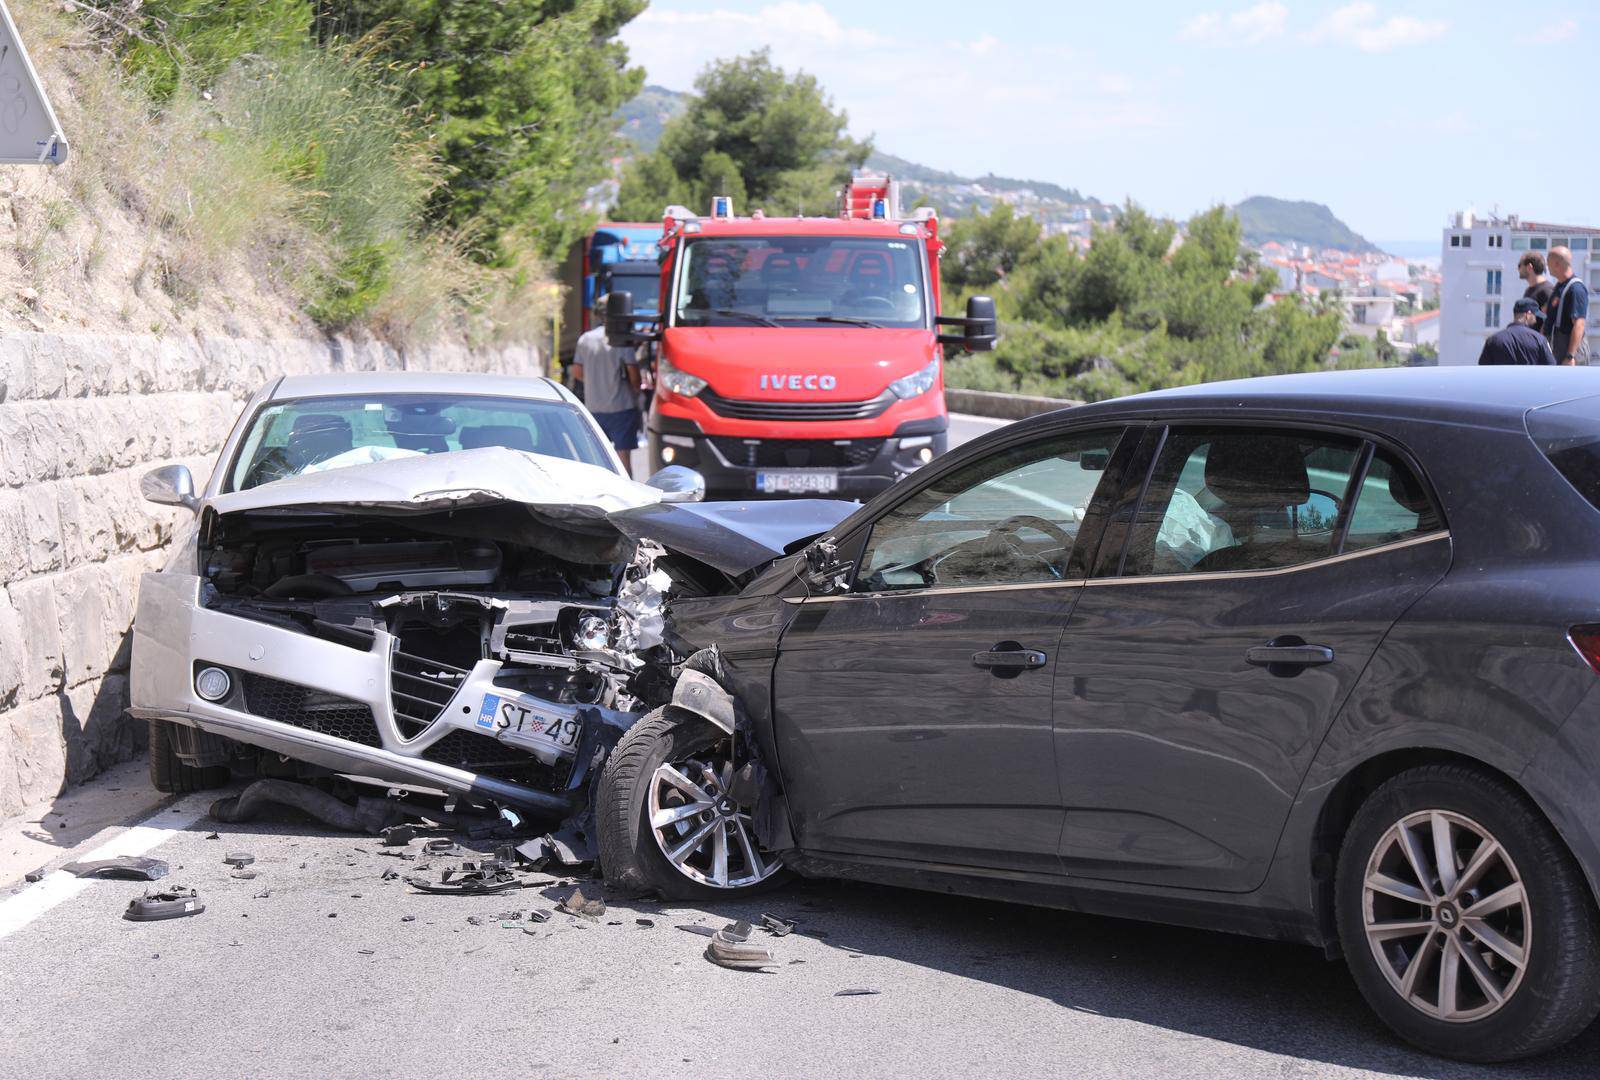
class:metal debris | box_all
[556,887,606,920]
[759,913,796,937]
[229,868,258,880]
[677,924,716,937]
[406,860,520,895]
[834,989,881,997]
[61,856,169,881]
[703,920,778,971]
[123,886,205,922]
[636,918,656,928]
[223,852,254,867]
[381,824,416,846]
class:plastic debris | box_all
[636,918,656,928]
[229,868,258,880]
[405,860,519,895]
[223,852,254,867]
[204,832,220,840]
[23,865,48,883]
[380,869,400,881]
[834,989,881,997]
[61,856,169,881]
[677,924,716,937]
[400,915,416,923]
[556,887,606,920]
[703,920,778,971]
[380,824,416,847]
[123,886,205,922]
[759,913,796,937]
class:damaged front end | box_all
[130,448,853,852]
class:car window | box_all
[1342,448,1442,551]
[227,394,614,491]
[1123,428,1362,576]
[856,428,1125,591]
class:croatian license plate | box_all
[475,692,580,750]
[757,469,838,494]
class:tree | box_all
[613,49,870,220]
[313,0,646,260]
[942,203,1042,291]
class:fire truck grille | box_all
[709,437,885,469]
[699,389,894,422]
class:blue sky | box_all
[621,1,1595,245]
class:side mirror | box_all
[935,294,999,353]
[644,465,706,503]
[800,539,853,595]
[141,463,198,511]
[604,291,660,348]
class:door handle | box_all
[1245,641,1335,672]
[972,646,1047,671]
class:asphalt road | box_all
[7,411,1599,1078]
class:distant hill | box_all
[1233,195,1377,253]
[615,85,686,155]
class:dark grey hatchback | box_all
[595,366,1600,1061]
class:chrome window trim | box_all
[788,530,1449,605]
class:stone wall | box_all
[0,331,542,818]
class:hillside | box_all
[1233,195,1377,253]
[615,84,685,155]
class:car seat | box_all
[1191,437,1314,572]
[459,424,538,454]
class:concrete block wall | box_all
[0,331,542,818]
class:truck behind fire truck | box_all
[557,222,661,367]
[604,177,996,499]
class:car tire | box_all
[1335,763,1600,1062]
[596,707,790,900]
[147,719,229,794]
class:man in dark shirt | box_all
[1479,298,1556,365]
[1518,252,1555,322]
[1544,246,1590,365]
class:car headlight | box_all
[574,615,610,651]
[888,357,940,400]
[658,358,707,398]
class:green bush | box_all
[119,0,311,100]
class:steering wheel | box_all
[993,514,1075,578]
[848,295,897,315]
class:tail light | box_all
[1568,625,1600,674]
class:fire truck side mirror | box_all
[963,295,998,352]
[603,291,636,347]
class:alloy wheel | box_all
[1362,809,1531,1022]
[646,747,781,889]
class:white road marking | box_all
[0,798,209,941]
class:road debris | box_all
[406,860,520,895]
[401,915,416,922]
[759,913,797,937]
[677,924,716,937]
[23,864,49,882]
[61,856,169,881]
[209,779,406,834]
[223,852,254,867]
[556,887,606,920]
[636,918,655,928]
[703,920,778,971]
[834,989,881,997]
[380,824,416,846]
[123,887,205,922]
[229,868,258,880]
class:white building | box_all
[1439,210,1600,365]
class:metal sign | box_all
[0,0,66,164]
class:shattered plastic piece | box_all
[704,921,778,971]
[204,832,220,840]
[676,924,716,937]
[380,825,416,847]
[23,865,49,882]
[406,862,520,895]
[381,869,400,881]
[759,913,796,937]
[636,918,656,928]
[424,839,457,856]
[378,850,415,861]
[401,914,416,922]
[124,887,205,922]
[834,989,881,997]
[556,887,606,920]
[229,868,257,880]
[466,916,485,926]
[223,852,254,867]
[358,948,375,955]
[61,857,169,881]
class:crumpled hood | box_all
[207,447,661,521]
[205,446,852,576]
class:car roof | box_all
[270,371,572,404]
[1037,367,1600,432]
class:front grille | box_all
[708,436,885,469]
[390,648,471,737]
[240,673,381,747]
[422,729,534,770]
[699,388,893,422]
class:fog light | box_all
[917,446,934,464]
[195,666,231,702]
[661,446,676,463]
[575,615,610,651]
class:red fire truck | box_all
[605,176,996,499]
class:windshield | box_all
[227,394,615,492]
[673,236,928,329]
[604,272,660,314]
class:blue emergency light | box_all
[711,196,733,219]
[872,198,887,219]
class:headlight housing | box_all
[888,357,940,400]
[658,358,707,398]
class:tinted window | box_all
[1343,449,1442,551]
[1528,396,1600,513]
[857,429,1124,591]
[1124,429,1361,576]
[228,394,613,491]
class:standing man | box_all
[1479,298,1556,365]
[1518,252,1555,321]
[1544,247,1590,366]
[572,294,642,474]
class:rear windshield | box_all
[1527,395,1600,510]
[227,394,614,492]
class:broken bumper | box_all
[130,572,631,813]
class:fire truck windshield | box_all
[673,236,928,330]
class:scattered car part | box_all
[424,839,457,857]
[223,852,254,867]
[405,861,520,895]
[759,913,796,937]
[636,918,655,928]
[210,780,404,834]
[834,989,881,997]
[556,887,606,919]
[703,920,777,971]
[60,857,170,881]
[380,825,416,846]
[676,924,715,937]
[23,864,49,883]
[123,887,205,922]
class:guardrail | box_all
[944,388,1083,421]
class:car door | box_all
[1053,425,1451,892]
[771,424,1138,874]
